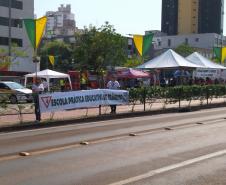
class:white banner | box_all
[39,89,129,113]
[194,69,222,79]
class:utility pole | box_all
[221,28,224,66]
[221,0,224,66]
[8,0,12,57]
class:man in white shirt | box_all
[32,78,43,122]
[32,79,44,93]
[107,76,120,114]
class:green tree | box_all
[0,44,27,69]
[73,22,128,73]
[39,41,72,72]
[123,55,143,68]
[174,44,196,57]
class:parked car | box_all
[0,81,33,103]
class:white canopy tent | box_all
[186,52,226,69]
[186,52,226,79]
[25,69,72,91]
[137,49,202,69]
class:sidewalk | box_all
[0,98,226,127]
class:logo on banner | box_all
[41,96,52,108]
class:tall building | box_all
[45,4,76,38]
[161,0,178,36]
[0,0,35,73]
[161,0,224,35]
[198,0,224,34]
[178,0,199,34]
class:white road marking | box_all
[108,149,226,185]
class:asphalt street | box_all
[0,107,226,185]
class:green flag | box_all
[213,47,221,63]
[133,33,154,57]
[23,16,47,50]
[213,47,226,64]
[23,19,36,49]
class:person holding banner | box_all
[32,78,44,122]
[107,76,120,114]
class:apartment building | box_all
[45,4,76,38]
[0,0,35,73]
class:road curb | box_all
[0,102,225,133]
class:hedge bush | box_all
[128,85,226,110]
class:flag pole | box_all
[35,49,37,80]
[33,48,39,82]
[221,31,224,66]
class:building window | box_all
[128,45,132,50]
[0,17,22,28]
[158,41,161,46]
[185,38,188,45]
[224,40,226,45]
[12,38,22,47]
[0,17,9,26]
[0,0,23,10]
[11,18,22,28]
[215,38,218,45]
[0,37,8,46]
[168,39,171,47]
[12,0,22,9]
[0,37,23,47]
[0,0,8,7]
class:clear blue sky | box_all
[34,0,161,35]
[35,0,226,35]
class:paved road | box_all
[126,154,226,185]
[0,107,226,185]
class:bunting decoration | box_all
[23,16,47,50]
[133,33,154,57]
[48,55,55,66]
[213,47,226,64]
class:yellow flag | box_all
[133,35,143,56]
[35,16,47,49]
[133,34,153,57]
[49,55,55,66]
[221,47,226,64]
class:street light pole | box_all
[8,0,12,57]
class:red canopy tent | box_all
[116,68,150,79]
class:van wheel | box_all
[9,95,17,104]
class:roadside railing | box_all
[128,85,226,112]
[1,85,226,124]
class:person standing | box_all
[107,76,120,114]
[80,72,88,90]
[32,78,44,122]
[60,79,65,92]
